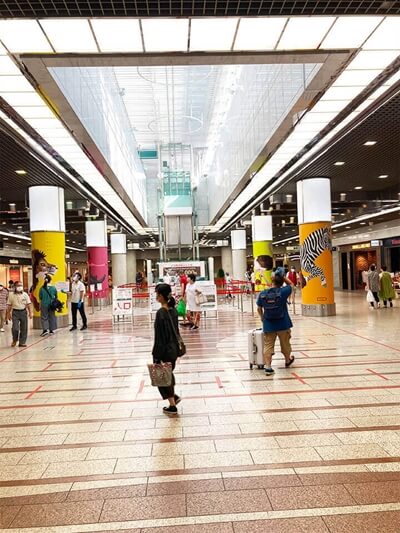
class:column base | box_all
[33,314,69,330]
[301,303,336,317]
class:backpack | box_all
[260,288,285,320]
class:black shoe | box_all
[163,406,178,415]
[40,330,49,337]
[390,302,394,307]
[285,356,295,368]
[80,325,88,331]
[49,331,55,335]
[174,395,182,405]
[70,326,77,331]
[265,367,275,376]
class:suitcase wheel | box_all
[249,363,253,369]
[257,365,264,370]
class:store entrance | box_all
[390,247,400,272]
[353,250,377,289]
[341,253,348,289]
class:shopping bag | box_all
[366,290,375,303]
[176,299,186,317]
[147,362,173,387]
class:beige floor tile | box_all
[251,447,323,465]
[0,464,48,481]
[152,440,215,456]
[3,434,67,448]
[64,430,125,444]
[20,447,90,464]
[87,443,152,460]
[183,424,240,438]
[185,450,253,469]
[276,433,342,448]
[115,455,184,473]
[42,458,116,478]
[215,436,279,452]
[315,443,390,461]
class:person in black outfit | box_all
[152,283,181,415]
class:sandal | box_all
[285,356,295,368]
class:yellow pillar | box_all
[252,215,273,292]
[29,186,68,328]
[297,178,336,316]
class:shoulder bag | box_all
[44,286,64,312]
[165,309,186,357]
[147,362,173,387]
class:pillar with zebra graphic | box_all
[297,177,336,317]
[252,215,273,292]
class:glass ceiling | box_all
[50,62,322,225]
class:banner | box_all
[253,241,273,292]
[31,231,67,318]
[299,222,334,306]
[158,261,205,280]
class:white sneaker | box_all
[0,328,4,332]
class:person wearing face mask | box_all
[0,283,9,332]
[39,275,58,336]
[6,282,32,347]
[69,272,87,331]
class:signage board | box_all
[158,261,205,280]
[194,281,218,311]
[112,288,133,317]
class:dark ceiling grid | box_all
[1,0,400,17]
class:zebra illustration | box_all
[300,226,332,287]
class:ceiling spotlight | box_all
[340,193,347,201]
[360,222,367,225]
[334,161,345,166]
[285,194,293,203]
[15,170,26,175]
[378,174,389,179]
[9,203,16,212]
[364,141,376,146]
[354,186,363,190]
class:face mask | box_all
[16,286,23,293]
[0,286,3,290]
[72,275,78,282]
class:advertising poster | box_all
[31,231,67,318]
[195,281,217,311]
[112,288,133,317]
[87,247,108,298]
[158,261,205,280]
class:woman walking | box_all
[367,264,380,308]
[184,274,201,330]
[152,283,181,415]
[39,275,58,336]
[380,266,396,308]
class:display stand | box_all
[112,288,133,324]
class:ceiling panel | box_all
[1,0,399,17]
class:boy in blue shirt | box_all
[256,268,295,375]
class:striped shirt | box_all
[0,288,8,310]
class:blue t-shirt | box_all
[256,285,293,333]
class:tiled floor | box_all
[0,291,400,531]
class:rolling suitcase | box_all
[248,328,265,369]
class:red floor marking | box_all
[138,380,145,394]
[215,376,224,388]
[367,368,389,381]
[0,337,46,363]
[238,354,246,360]
[111,360,118,368]
[42,363,53,372]
[291,372,307,385]
[300,351,310,358]
[310,318,400,353]
[24,385,43,400]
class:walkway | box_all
[0,292,399,531]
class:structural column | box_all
[127,249,137,284]
[231,229,247,280]
[221,246,233,277]
[252,214,273,292]
[86,220,108,299]
[297,177,336,316]
[29,186,68,329]
[110,233,127,287]
[208,256,215,282]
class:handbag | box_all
[44,286,64,312]
[195,292,207,305]
[147,362,173,387]
[165,309,186,357]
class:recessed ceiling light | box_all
[354,186,363,190]
[364,141,377,146]
[360,222,367,225]
[16,240,21,243]
[334,161,345,166]
[378,174,389,179]
[346,226,351,229]
[15,170,26,175]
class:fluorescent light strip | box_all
[0,231,31,241]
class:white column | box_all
[110,233,127,287]
[208,256,215,282]
[127,250,137,284]
[221,247,233,276]
[231,229,247,280]
[146,259,153,285]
